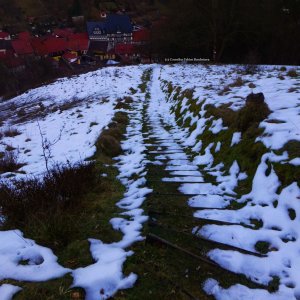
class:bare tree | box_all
[37,121,65,174]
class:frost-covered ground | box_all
[0,63,299,299]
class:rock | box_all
[246,92,265,105]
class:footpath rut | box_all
[119,68,266,299]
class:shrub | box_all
[287,69,298,78]
[96,135,122,157]
[0,150,23,174]
[0,161,97,228]
[113,112,129,125]
[267,276,280,293]
[124,96,134,104]
[95,109,129,158]
[243,51,261,74]
[243,64,259,75]
[129,87,137,94]
[115,101,130,110]
[17,108,26,117]
[219,76,246,95]
[235,93,270,132]
[288,208,296,220]
[254,241,270,254]
[102,127,123,140]
[229,77,245,88]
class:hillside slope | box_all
[0,64,299,299]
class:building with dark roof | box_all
[87,21,106,41]
[87,14,133,48]
[88,41,115,61]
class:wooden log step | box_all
[146,233,218,267]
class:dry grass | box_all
[287,69,298,78]
[96,110,129,157]
[0,161,97,236]
[113,112,129,125]
[96,135,122,157]
[206,93,271,132]
[0,151,23,174]
[115,97,134,110]
[2,127,21,138]
[219,77,246,96]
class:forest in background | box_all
[152,0,300,65]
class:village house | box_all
[87,14,151,63]
[0,31,11,40]
[0,40,25,72]
[87,41,115,61]
[87,14,133,50]
[1,12,151,72]
[132,28,150,45]
[11,33,32,57]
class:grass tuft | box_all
[0,150,23,174]
[254,241,270,254]
[97,135,122,157]
[287,69,298,78]
[2,127,21,137]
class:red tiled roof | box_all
[12,40,34,55]
[53,28,74,38]
[71,32,88,40]
[44,37,67,53]
[0,49,14,60]
[31,38,47,56]
[67,39,89,51]
[18,31,31,41]
[115,43,135,55]
[133,29,150,42]
[0,32,10,39]
[31,37,67,55]
[66,33,89,51]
